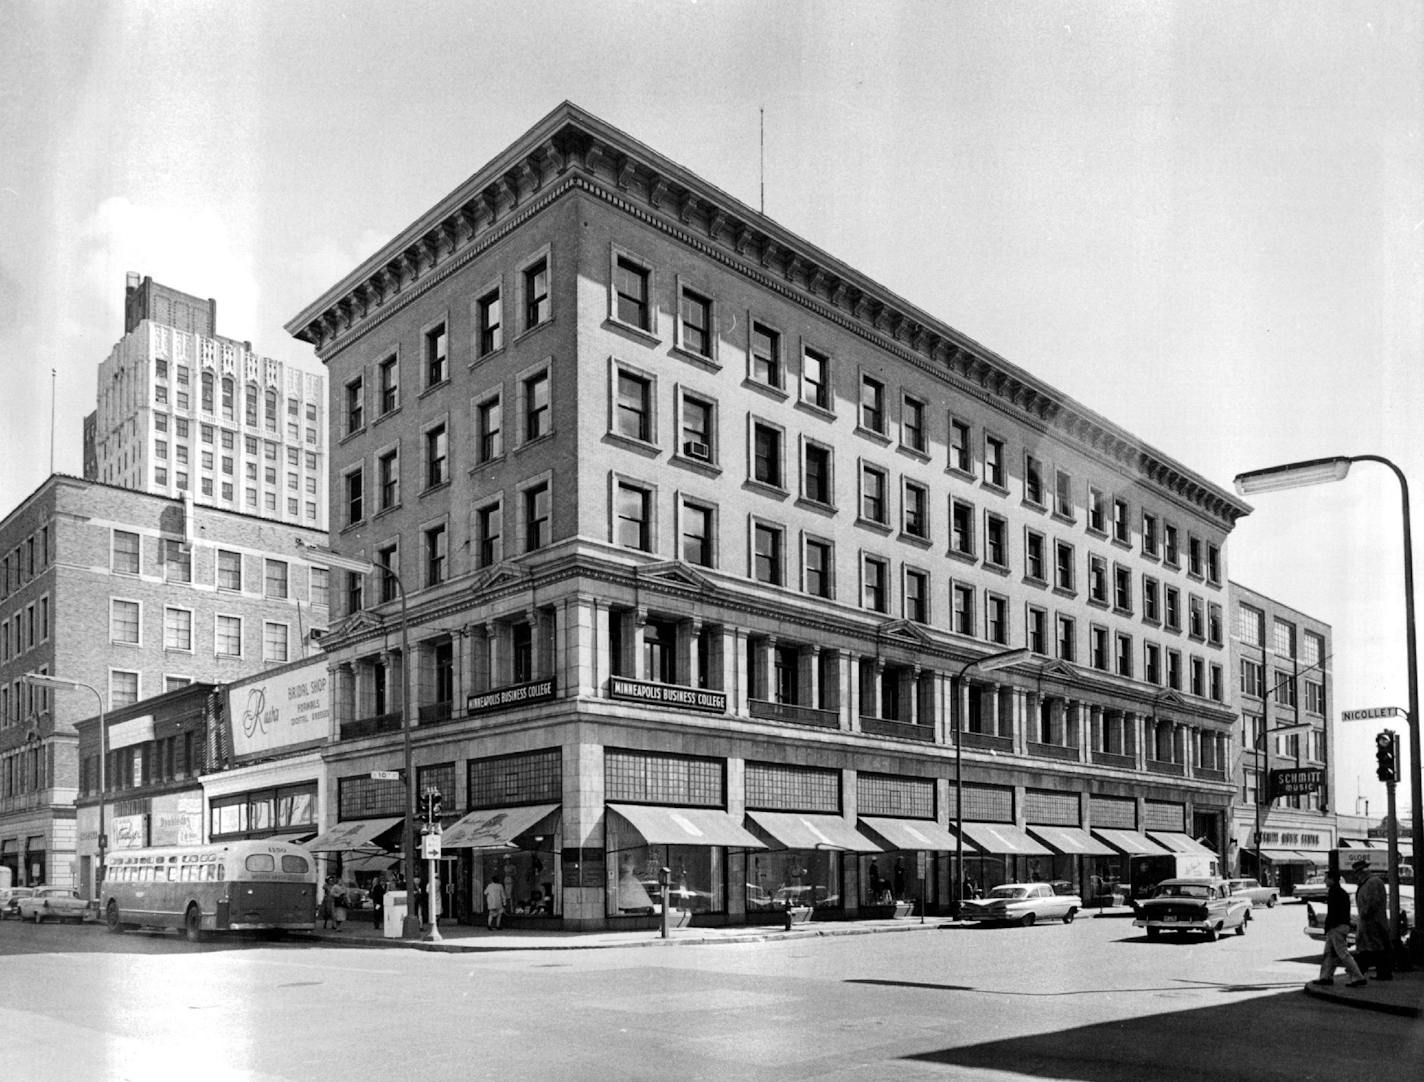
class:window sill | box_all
[420,480,452,499]
[1022,499,1047,514]
[794,496,837,516]
[1023,574,1049,590]
[604,431,660,457]
[743,377,789,401]
[794,399,836,423]
[514,316,555,345]
[669,345,720,373]
[897,444,930,463]
[898,531,933,549]
[419,380,450,400]
[745,479,789,500]
[374,503,402,521]
[672,452,721,477]
[373,407,402,427]
[468,454,505,474]
[854,424,892,447]
[945,465,976,484]
[517,432,555,453]
[855,517,893,536]
[1052,511,1076,527]
[946,548,977,566]
[468,346,506,368]
[339,428,365,446]
[604,318,661,349]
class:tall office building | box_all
[287,103,1250,930]
[85,274,328,530]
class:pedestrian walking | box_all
[319,876,336,929]
[1310,869,1366,988]
[371,875,387,929]
[330,879,348,930]
[1351,858,1393,980]
[483,876,507,930]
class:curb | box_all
[1301,981,1421,1018]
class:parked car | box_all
[0,886,37,919]
[1133,877,1250,941]
[16,886,94,923]
[1224,877,1279,907]
[959,882,1082,926]
[1303,882,1414,944]
[1292,875,1328,903]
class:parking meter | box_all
[658,866,672,939]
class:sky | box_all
[2,0,1421,823]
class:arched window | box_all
[201,371,214,413]
[245,384,258,427]
[221,377,234,420]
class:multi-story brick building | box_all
[287,103,1250,930]
[1229,582,1334,890]
[0,474,330,890]
[85,273,328,530]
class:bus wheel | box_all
[105,901,124,934]
[184,905,204,943]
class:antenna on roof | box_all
[49,368,56,474]
[759,107,765,214]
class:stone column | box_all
[802,646,820,709]
[842,653,860,732]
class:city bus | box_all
[101,839,318,941]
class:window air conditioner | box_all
[683,440,710,461]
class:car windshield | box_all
[1157,884,1209,899]
[986,887,1027,899]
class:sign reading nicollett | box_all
[226,658,330,759]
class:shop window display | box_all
[608,844,724,916]
[860,852,934,906]
[745,848,843,911]
[474,845,558,918]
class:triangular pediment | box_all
[333,610,385,638]
[636,560,716,593]
[1038,659,1078,681]
[876,619,935,646]
[469,561,532,593]
[1152,689,1188,710]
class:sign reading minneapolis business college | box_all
[609,676,726,713]
[466,678,556,715]
[227,659,330,759]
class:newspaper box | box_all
[383,890,408,939]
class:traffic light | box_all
[422,790,443,823]
[1376,730,1398,784]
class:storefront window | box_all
[745,848,841,911]
[608,841,725,916]
[860,852,932,905]
[472,846,559,917]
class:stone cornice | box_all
[286,101,1250,530]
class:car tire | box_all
[184,904,204,943]
[1266,896,1276,908]
[1204,925,1218,942]
[1020,912,1036,927]
[1145,926,1159,940]
[1236,918,1247,936]
[33,907,43,924]
[1062,908,1077,924]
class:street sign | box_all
[1269,767,1326,799]
[370,770,402,780]
[421,833,442,860]
[1342,706,1406,722]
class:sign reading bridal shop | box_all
[609,676,726,714]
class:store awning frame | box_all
[1027,825,1116,857]
[1256,848,1312,863]
[609,805,767,849]
[303,817,403,853]
[1147,831,1218,858]
[955,822,1053,857]
[858,817,958,851]
[746,811,883,853]
[440,804,560,850]
[1092,828,1171,857]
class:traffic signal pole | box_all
[1377,730,1403,946]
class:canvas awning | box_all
[304,817,403,853]
[608,805,766,849]
[441,804,560,849]
[858,817,958,851]
[1257,848,1312,863]
[956,822,1052,856]
[1027,825,1115,857]
[341,853,400,874]
[746,811,883,852]
[1092,828,1170,856]
[1148,832,1217,857]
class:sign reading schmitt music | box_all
[226,658,330,759]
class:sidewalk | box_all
[309,913,946,952]
[1302,968,1424,1018]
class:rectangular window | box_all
[984,434,1005,487]
[1090,626,1109,670]
[1143,575,1160,622]
[476,502,503,567]
[216,615,242,657]
[862,556,888,612]
[1112,498,1129,544]
[1236,603,1263,645]
[986,593,1008,645]
[1191,657,1206,697]
[1114,565,1133,612]
[678,286,713,357]
[1164,523,1180,567]
[754,522,783,585]
[379,355,399,414]
[1206,543,1222,585]
[1145,642,1162,684]
[524,483,550,551]
[424,321,447,384]
[112,530,140,575]
[949,418,971,473]
[524,371,549,441]
[860,375,885,434]
[751,322,782,389]
[805,537,832,598]
[985,513,1008,568]
[476,396,502,463]
[681,502,713,567]
[346,467,364,525]
[379,449,399,509]
[1142,511,1159,556]
[903,481,929,540]
[1302,630,1324,666]
[346,377,364,433]
[111,671,139,709]
[616,482,652,551]
[164,607,192,651]
[860,464,888,524]
[425,424,448,488]
[950,499,975,557]
[264,559,288,600]
[615,257,650,330]
[1188,535,1203,577]
[1115,633,1133,676]
[803,443,832,505]
[1089,553,1108,603]
[1025,529,1046,581]
[1054,469,1073,519]
[524,257,550,328]
[1027,606,1047,653]
[1054,541,1075,592]
[679,394,713,461]
[311,567,329,608]
[616,370,653,443]
[1167,649,1182,690]
[377,544,399,603]
[1273,618,1295,657]
[901,396,926,453]
[1024,454,1044,505]
[425,524,447,586]
[1164,585,1181,631]
[905,568,929,623]
[951,583,975,636]
[1189,595,1205,638]
[802,347,830,410]
[164,540,191,583]
[263,622,289,664]
[477,287,503,355]
[1086,486,1106,533]
[1207,602,1223,645]
[752,423,783,488]
[111,599,140,644]
[1056,616,1076,662]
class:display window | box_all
[474,845,559,917]
[607,843,725,916]
[859,852,934,905]
[744,848,842,911]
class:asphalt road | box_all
[1,905,1419,1082]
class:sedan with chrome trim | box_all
[16,886,95,924]
[959,882,1081,926]
[1133,878,1250,941]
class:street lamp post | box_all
[952,647,1034,918]
[297,540,422,941]
[24,673,105,900]
[1235,454,1423,953]
[1250,721,1312,882]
